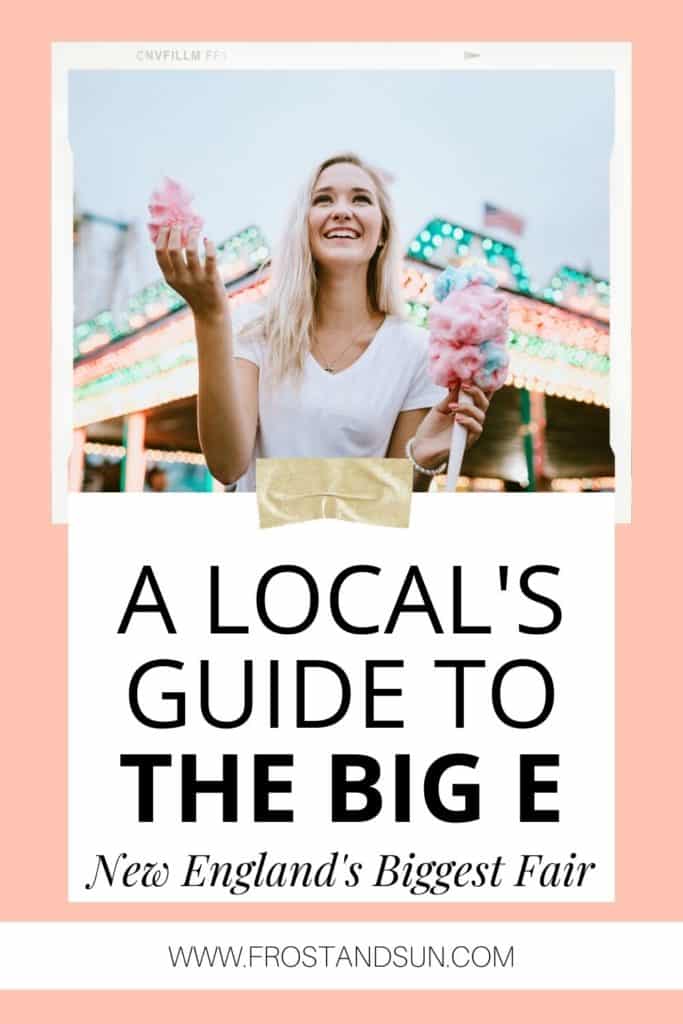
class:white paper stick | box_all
[445,388,474,492]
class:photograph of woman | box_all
[153,153,491,492]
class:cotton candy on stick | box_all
[428,265,510,491]
[147,177,204,247]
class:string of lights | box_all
[73,218,611,422]
[73,226,270,359]
[83,442,207,466]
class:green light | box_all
[75,341,197,402]
[454,228,463,240]
[420,230,431,242]
[482,239,492,250]
[423,246,434,258]
[74,225,271,359]
[404,300,429,328]
[508,332,610,375]
[442,224,453,235]
[410,241,421,253]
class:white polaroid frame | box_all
[52,42,631,523]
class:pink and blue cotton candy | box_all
[428,267,510,391]
[147,177,204,247]
[433,264,497,301]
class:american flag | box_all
[483,202,525,237]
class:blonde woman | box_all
[154,153,490,490]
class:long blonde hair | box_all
[240,153,404,381]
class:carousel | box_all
[71,217,612,493]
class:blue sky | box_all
[70,69,613,289]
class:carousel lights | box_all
[145,447,206,465]
[74,343,609,425]
[401,265,436,306]
[508,298,609,354]
[73,217,613,423]
[85,443,208,467]
[401,296,609,403]
[407,221,609,311]
[404,300,430,328]
[403,307,606,404]
[75,341,196,402]
[74,361,199,426]
[73,295,609,417]
[435,475,505,492]
[541,265,610,321]
[468,477,505,491]
[507,356,609,407]
[407,219,531,295]
[74,315,195,386]
[228,278,270,309]
[551,477,615,492]
[74,278,271,388]
[83,442,125,459]
[74,225,271,356]
[78,332,111,355]
[145,300,172,318]
[508,331,610,374]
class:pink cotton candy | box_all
[428,274,510,391]
[429,293,485,348]
[429,343,484,389]
[147,177,204,246]
[429,285,509,346]
[474,357,510,391]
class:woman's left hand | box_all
[412,383,490,469]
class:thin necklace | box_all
[313,316,386,373]
[315,337,358,373]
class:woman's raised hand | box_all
[154,226,227,323]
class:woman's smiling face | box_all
[308,162,384,269]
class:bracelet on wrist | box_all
[405,436,447,477]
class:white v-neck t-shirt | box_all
[232,315,445,492]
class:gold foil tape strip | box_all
[255,458,412,528]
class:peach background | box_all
[2,2,681,1018]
